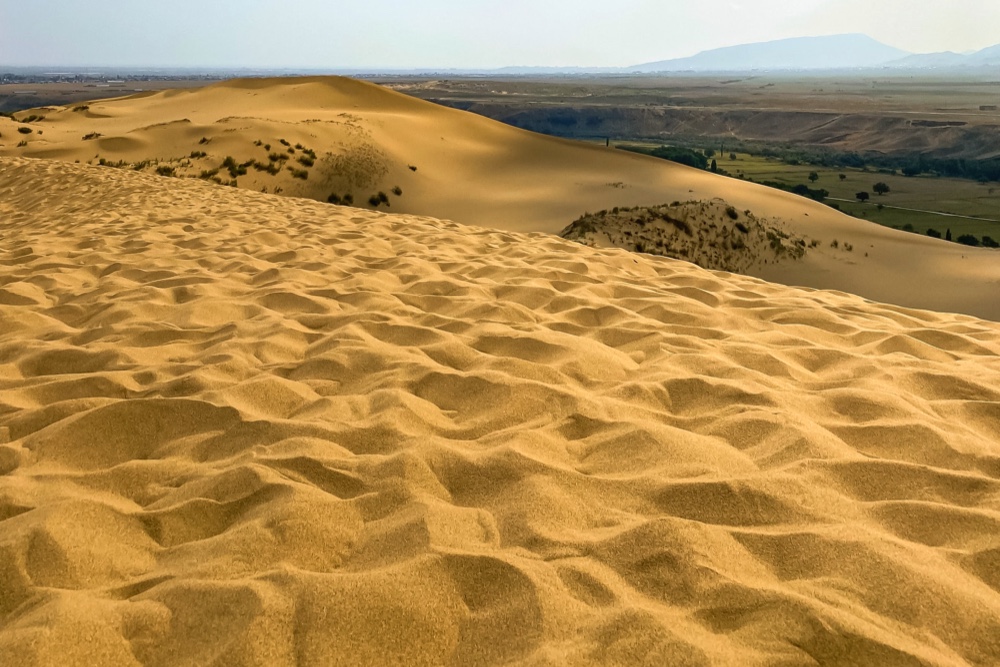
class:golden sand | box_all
[1,156,999,665]
[3,77,1000,320]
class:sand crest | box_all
[1,156,1000,665]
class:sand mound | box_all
[561,199,814,274]
[2,156,1000,665]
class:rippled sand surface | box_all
[2,157,1000,665]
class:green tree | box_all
[808,172,819,183]
[710,159,718,173]
[856,191,870,202]
[839,173,847,181]
[873,182,891,196]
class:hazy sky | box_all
[2,0,998,69]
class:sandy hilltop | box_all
[1,155,1000,665]
[2,76,999,320]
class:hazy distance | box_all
[1,0,998,69]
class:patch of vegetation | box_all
[408,165,418,171]
[268,152,288,162]
[72,105,90,112]
[17,127,32,135]
[18,114,44,123]
[392,186,403,196]
[328,193,355,205]
[199,168,220,179]
[16,140,27,147]
[297,155,315,167]
[927,228,943,239]
[956,234,981,247]
[289,168,309,180]
[623,145,709,170]
[725,205,739,220]
[82,132,102,140]
[156,165,176,177]
[221,156,247,177]
[368,191,391,207]
[189,151,207,159]
[252,160,281,175]
[199,137,211,145]
[279,139,290,146]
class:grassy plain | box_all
[613,141,1000,239]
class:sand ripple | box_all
[2,157,1000,665]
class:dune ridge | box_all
[4,77,1000,321]
[2,156,1000,665]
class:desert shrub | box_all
[83,132,101,140]
[343,193,353,205]
[926,228,942,238]
[199,168,219,179]
[264,144,271,151]
[294,143,304,150]
[221,156,247,177]
[392,186,403,196]
[830,239,839,249]
[844,243,853,252]
[16,140,26,147]
[254,140,263,146]
[252,161,280,175]
[268,152,288,162]
[199,137,210,144]
[368,194,382,207]
[328,193,342,205]
[297,155,314,167]
[902,223,915,232]
[725,206,739,220]
[303,148,317,159]
[790,184,828,202]
[287,147,295,154]
[279,139,290,146]
[289,168,308,180]
[156,165,175,177]
[956,234,981,247]
[734,222,749,234]
[17,127,32,134]
[408,165,418,171]
[72,105,90,112]
[19,114,44,123]
[809,239,820,248]
[189,150,207,158]
[377,191,389,204]
[983,236,999,248]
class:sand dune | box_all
[2,156,1000,665]
[2,77,1000,320]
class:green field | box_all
[614,142,1000,242]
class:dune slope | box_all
[4,77,1000,321]
[1,156,1000,665]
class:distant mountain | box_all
[629,34,909,73]
[968,44,1000,65]
[887,52,967,69]
[884,43,1000,69]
